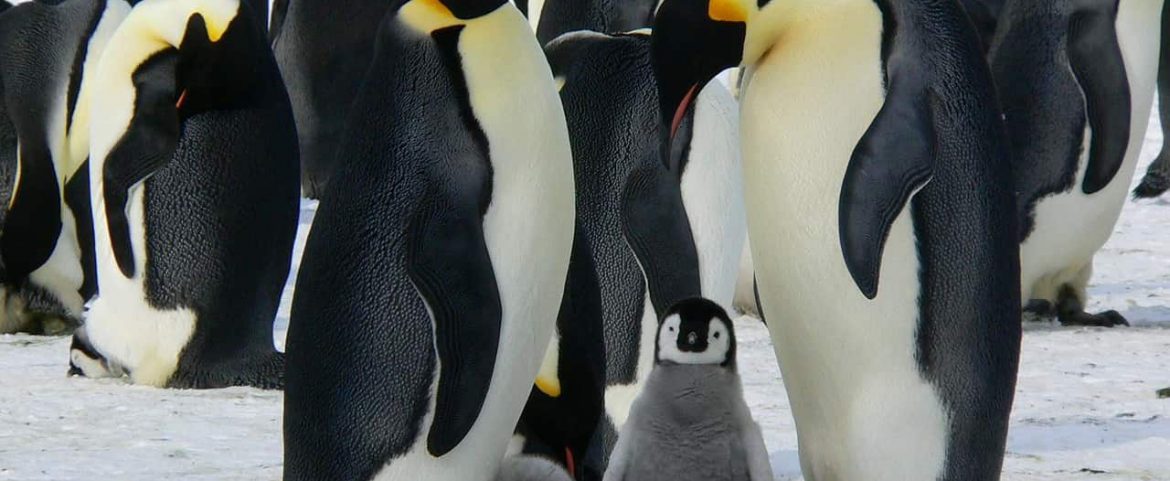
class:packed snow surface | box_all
[2,116,1168,481]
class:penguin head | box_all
[651,0,745,143]
[655,298,736,368]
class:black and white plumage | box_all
[0,0,130,335]
[654,0,1021,479]
[282,0,574,479]
[603,298,770,481]
[525,0,661,45]
[71,0,298,389]
[992,0,1164,326]
[1133,0,1170,199]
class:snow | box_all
[2,116,1168,481]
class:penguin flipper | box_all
[406,186,502,457]
[621,157,702,316]
[100,53,181,278]
[601,425,632,481]
[741,419,773,481]
[1067,1,1131,194]
[839,67,935,300]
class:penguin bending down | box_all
[282,0,575,479]
[655,0,1022,479]
[604,298,771,481]
[516,30,744,479]
[269,0,395,198]
[1133,0,1170,199]
[70,0,299,389]
[991,0,1164,326]
[0,0,130,335]
[527,0,661,45]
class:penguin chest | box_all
[739,9,948,480]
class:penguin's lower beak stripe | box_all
[671,84,699,139]
[176,89,188,109]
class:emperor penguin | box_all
[517,30,744,479]
[270,0,395,198]
[654,0,1022,480]
[281,0,575,479]
[71,0,299,389]
[991,0,1165,326]
[1133,0,1170,199]
[497,456,574,481]
[527,0,661,45]
[0,0,130,335]
[603,298,771,481]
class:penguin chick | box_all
[604,298,772,481]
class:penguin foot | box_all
[1057,309,1129,328]
[1133,161,1170,199]
[1023,299,1056,321]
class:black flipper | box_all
[621,151,702,315]
[100,52,181,278]
[839,66,936,300]
[406,184,502,457]
[1067,0,1130,195]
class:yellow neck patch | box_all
[709,0,747,23]
[400,0,463,32]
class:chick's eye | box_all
[714,332,721,339]
[669,327,675,332]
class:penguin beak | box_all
[652,0,747,154]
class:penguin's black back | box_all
[139,11,299,388]
[270,0,396,198]
[284,14,497,481]
[878,1,1021,479]
[535,0,658,45]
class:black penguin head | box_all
[655,298,737,368]
[652,0,745,145]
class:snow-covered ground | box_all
[3,115,1169,480]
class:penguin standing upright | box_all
[527,0,660,45]
[991,0,1165,326]
[281,0,575,479]
[270,0,395,198]
[71,0,299,389]
[1133,0,1170,199]
[654,0,1022,479]
[604,298,770,481]
[0,0,131,335]
[518,29,744,480]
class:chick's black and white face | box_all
[657,312,732,366]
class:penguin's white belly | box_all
[85,186,196,387]
[1020,0,1162,302]
[28,205,85,314]
[681,81,746,310]
[371,7,574,481]
[739,12,947,480]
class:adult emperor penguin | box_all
[604,298,770,481]
[517,30,744,479]
[0,0,130,335]
[991,0,1164,326]
[527,0,660,45]
[1133,0,1170,199]
[72,0,299,389]
[270,0,395,198]
[282,0,575,479]
[654,0,1022,480]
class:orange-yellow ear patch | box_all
[708,0,746,22]
[415,0,455,18]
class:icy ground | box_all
[2,114,1169,480]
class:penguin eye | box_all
[669,326,675,332]
[714,332,721,339]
